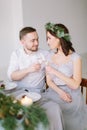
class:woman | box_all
[44,22,87,130]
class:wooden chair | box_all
[80,78,87,104]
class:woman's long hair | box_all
[46,23,75,56]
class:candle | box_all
[21,95,33,107]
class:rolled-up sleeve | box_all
[7,52,19,81]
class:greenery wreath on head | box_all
[0,92,49,130]
[45,22,71,42]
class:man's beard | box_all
[24,46,38,54]
[31,46,38,52]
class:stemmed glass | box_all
[36,53,49,66]
[36,53,45,64]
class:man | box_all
[7,26,64,130]
[7,27,48,92]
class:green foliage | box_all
[45,22,71,42]
[0,92,49,130]
[2,116,17,130]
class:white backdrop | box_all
[0,0,23,80]
[22,0,87,54]
[0,0,87,80]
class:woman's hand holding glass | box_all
[46,65,56,74]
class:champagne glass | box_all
[36,53,45,64]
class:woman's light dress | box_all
[43,52,87,130]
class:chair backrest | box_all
[80,78,87,104]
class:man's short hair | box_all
[19,27,36,40]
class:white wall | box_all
[0,0,87,80]
[0,0,23,80]
[22,0,87,78]
[22,0,87,54]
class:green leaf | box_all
[0,92,49,130]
